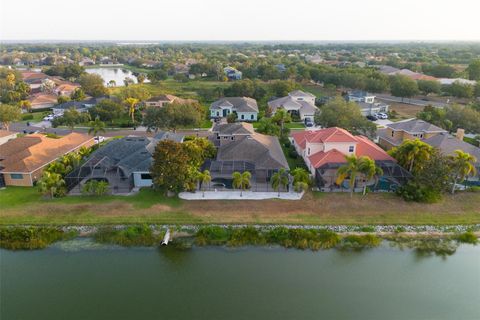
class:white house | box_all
[267,90,318,121]
[210,97,259,121]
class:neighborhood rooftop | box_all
[386,119,447,133]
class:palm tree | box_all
[449,150,477,194]
[271,168,289,196]
[336,155,362,197]
[272,108,292,137]
[197,170,211,197]
[389,139,432,173]
[358,157,383,195]
[38,172,65,199]
[232,171,251,197]
[88,116,106,140]
[124,97,140,124]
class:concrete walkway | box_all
[179,191,305,200]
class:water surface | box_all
[1,239,479,320]
[85,68,148,86]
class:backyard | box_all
[1,187,479,225]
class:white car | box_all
[43,114,54,121]
[377,113,388,119]
[94,136,106,144]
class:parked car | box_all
[43,114,54,121]
[304,118,314,127]
[366,115,378,121]
[377,113,388,119]
[94,136,106,144]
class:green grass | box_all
[21,111,50,123]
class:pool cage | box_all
[201,159,290,192]
[64,155,134,195]
[315,160,412,192]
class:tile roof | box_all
[28,93,58,106]
[212,122,255,135]
[0,133,93,173]
[292,127,357,149]
[423,133,480,161]
[289,90,315,98]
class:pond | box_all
[1,240,479,320]
[85,67,149,87]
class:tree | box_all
[0,104,21,130]
[124,97,139,123]
[389,75,419,101]
[197,170,211,197]
[314,97,376,137]
[143,103,202,132]
[255,118,280,136]
[270,80,299,97]
[70,88,86,101]
[271,168,289,196]
[151,140,191,194]
[388,139,433,174]
[37,171,65,199]
[147,70,168,83]
[226,112,237,123]
[358,157,383,195]
[137,74,146,84]
[78,73,107,97]
[18,100,32,112]
[62,108,83,131]
[88,99,124,123]
[57,95,70,104]
[417,80,441,95]
[232,171,251,197]
[272,108,292,137]
[335,155,362,197]
[116,86,151,101]
[449,150,477,194]
[443,81,474,99]
[466,59,480,81]
[87,116,106,138]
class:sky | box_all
[1,0,479,41]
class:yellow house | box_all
[0,133,94,187]
[378,119,447,150]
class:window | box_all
[241,114,245,120]
[10,173,23,180]
[391,131,394,137]
[217,135,220,140]
[349,146,354,152]
[308,148,310,155]
[216,111,220,116]
[251,114,254,120]
[231,137,234,140]
[140,173,152,180]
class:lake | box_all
[85,68,149,87]
[1,239,479,320]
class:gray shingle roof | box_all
[386,119,447,134]
[423,133,480,162]
[289,90,315,98]
[212,122,255,135]
[216,134,289,170]
[210,97,258,113]
[268,96,318,114]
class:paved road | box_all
[376,94,448,107]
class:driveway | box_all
[374,119,393,127]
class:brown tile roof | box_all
[28,93,58,106]
[0,133,93,173]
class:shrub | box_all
[455,232,478,244]
[81,180,109,196]
[340,234,381,250]
[0,227,77,250]
[22,114,33,120]
[94,225,159,246]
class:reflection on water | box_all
[85,68,149,86]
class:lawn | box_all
[1,187,479,226]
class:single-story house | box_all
[210,97,259,121]
[224,67,242,80]
[0,133,94,187]
[65,132,184,194]
[144,94,198,108]
[0,130,17,145]
[346,90,376,104]
[268,90,318,121]
[357,102,389,116]
[28,93,58,109]
[292,127,410,191]
[52,97,106,116]
[204,122,289,191]
[54,82,81,96]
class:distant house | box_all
[144,95,198,108]
[224,67,242,80]
[305,54,324,64]
[65,132,184,194]
[210,97,258,121]
[79,57,95,66]
[0,133,94,187]
[28,93,58,109]
[292,127,409,191]
[275,64,287,73]
[438,78,477,86]
[54,82,81,96]
[376,66,437,81]
[0,130,17,145]
[378,119,447,150]
[52,97,106,116]
[346,91,389,116]
[268,90,318,121]
[203,123,289,191]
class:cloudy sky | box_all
[1,0,479,41]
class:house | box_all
[224,67,242,80]
[0,133,94,187]
[376,66,437,81]
[28,93,59,109]
[79,57,95,66]
[378,119,447,150]
[438,78,477,86]
[346,91,389,116]
[54,82,81,96]
[204,123,289,191]
[65,132,184,194]
[52,97,106,116]
[292,127,410,191]
[267,90,318,121]
[0,130,17,145]
[210,97,258,121]
[144,95,198,108]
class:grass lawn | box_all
[21,111,50,123]
[2,187,479,226]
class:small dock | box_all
[161,229,171,245]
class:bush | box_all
[454,232,478,244]
[397,181,442,203]
[94,225,159,246]
[22,114,33,120]
[0,227,77,250]
[81,180,109,196]
[339,234,381,250]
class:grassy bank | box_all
[1,187,480,226]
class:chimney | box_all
[456,128,465,141]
